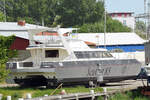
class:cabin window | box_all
[74,51,113,59]
[45,50,59,58]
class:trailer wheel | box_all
[46,82,58,89]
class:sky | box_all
[105,0,144,14]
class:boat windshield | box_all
[74,51,113,59]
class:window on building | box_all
[45,50,59,58]
[123,20,126,25]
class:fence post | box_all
[0,94,2,100]
[58,96,62,100]
[103,88,108,100]
[44,94,48,97]
[90,90,95,100]
[26,93,32,99]
[7,96,11,100]
[18,98,24,100]
[75,94,79,100]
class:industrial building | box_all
[76,33,146,52]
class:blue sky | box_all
[105,0,144,14]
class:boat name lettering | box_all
[88,67,111,76]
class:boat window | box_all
[74,51,113,59]
[102,52,113,58]
[45,50,59,58]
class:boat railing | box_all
[34,36,63,45]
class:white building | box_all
[72,32,145,52]
[109,12,135,31]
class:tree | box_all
[0,11,5,21]
[135,21,146,33]
[78,17,131,33]
[135,21,146,39]
[0,35,17,82]
[57,0,104,27]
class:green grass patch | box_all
[107,89,150,100]
[0,86,103,100]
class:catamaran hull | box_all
[7,59,141,87]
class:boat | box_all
[6,27,141,87]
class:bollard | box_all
[26,93,32,99]
[0,94,2,100]
[18,98,24,100]
[7,96,11,100]
[75,94,79,100]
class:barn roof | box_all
[76,33,146,45]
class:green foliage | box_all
[58,0,104,27]
[135,30,146,39]
[2,0,131,32]
[0,12,5,22]
[0,64,10,82]
[135,21,146,39]
[136,21,146,33]
[108,90,150,100]
[0,86,103,99]
[78,17,131,33]
[0,35,17,82]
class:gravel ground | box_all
[103,79,147,91]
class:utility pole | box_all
[144,0,148,40]
[104,0,107,49]
[148,0,150,40]
[4,0,6,22]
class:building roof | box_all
[0,22,46,31]
[76,33,146,46]
[0,31,29,39]
[109,12,134,14]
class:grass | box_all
[0,86,103,100]
[1,85,150,100]
[106,89,150,100]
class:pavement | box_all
[103,79,147,91]
[0,79,147,90]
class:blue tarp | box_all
[97,44,144,52]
